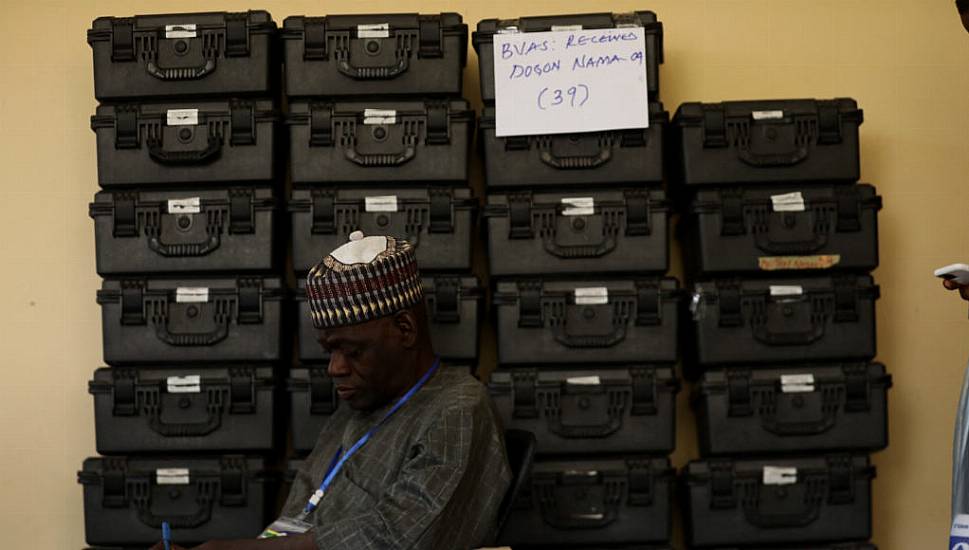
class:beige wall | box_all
[0,0,965,547]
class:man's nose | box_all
[327,353,351,378]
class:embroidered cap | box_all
[306,231,423,329]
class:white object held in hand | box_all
[936,264,969,285]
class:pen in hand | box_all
[162,521,171,550]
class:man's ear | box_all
[392,309,419,349]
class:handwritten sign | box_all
[492,27,650,137]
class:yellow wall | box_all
[1,0,965,547]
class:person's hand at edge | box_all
[943,279,969,301]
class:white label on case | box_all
[566,376,601,386]
[165,24,197,39]
[550,24,584,31]
[167,109,199,126]
[574,287,609,305]
[763,466,798,486]
[168,197,201,214]
[363,108,397,125]
[752,110,784,120]
[770,285,803,297]
[176,287,209,303]
[157,468,191,485]
[561,197,595,216]
[781,374,815,393]
[365,196,399,212]
[167,375,201,393]
[770,191,806,212]
[357,23,390,38]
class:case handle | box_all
[148,397,223,437]
[337,49,410,80]
[550,304,628,348]
[343,139,416,166]
[137,496,213,528]
[146,58,217,81]
[752,321,824,346]
[539,146,613,169]
[542,232,617,259]
[754,225,828,254]
[148,233,222,257]
[737,141,809,167]
[148,136,222,164]
[155,316,230,346]
[743,487,821,528]
[538,478,619,529]
[546,391,623,438]
[761,406,837,435]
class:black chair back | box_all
[496,429,536,535]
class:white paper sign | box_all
[780,374,815,393]
[365,196,399,212]
[157,468,191,485]
[176,287,209,303]
[574,287,609,305]
[168,197,201,214]
[763,466,798,486]
[167,109,199,126]
[771,191,806,212]
[561,197,595,216]
[167,375,202,394]
[770,285,804,297]
[492,27,650,136]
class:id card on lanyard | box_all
[258,359,441,538]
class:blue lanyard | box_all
[300,358,441,518]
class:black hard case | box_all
[287,365,476,453]
[494,278,680,366]
[479,103,667,189]
[88,11,277,101]
[689,275,878,367]
[91,100,278,187]
[682,455,874,547]
[89,366,276,454]
[485,188,669,277]
[282,14,467,98]
[693,363,891,456]
[90,187,278,276]
[489,366,679,455]
[79,455,274,546]
[497,456,673,546]
[681,184,881,276]
[473,12,663,103]
[671,98,863,187]
[296,276,482,364]
[286,99,472,185]
[98,277,284,365]
[289,186,476,273]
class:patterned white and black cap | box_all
[306,231,423,329]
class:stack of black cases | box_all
[80,12,283,548]
[279,13,483,459]
[474,12,679,548]
[671,99,889,549]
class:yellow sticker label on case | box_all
[758,255,841,271]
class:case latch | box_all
[726,370,753,416]
[115,105,140,149]
[229,102,255,146]
[716,281,743,327]
[121,280,146,326]
[112,369,138,416]
[219,457,247,506]
[310,104,334,146]
[816,101,843,145]
[508,193,534,239]
[627,460,654,506]
[833,276,859,323]
[113,193,139,238]
[511,370,538,419]
[429,278,460,323]
[425,102,450,145]
[428,188,453,233]
[630,367,657,416]
[302,18,327,59]
[418,16,443,58]
[702,106,728,148]
[310,369,336,415]
[224,13,250,57]
[517,281,543,328]
[843,363,871,412]
[236,279,262,324]
[228,189,254,234]
[709,460,737,509]
[229,369,255,414]
[110,19,136,61]
[624,190,651,236]
[826,455,854,504]
[311,189,336,234]
[102,458,129,508]
[720,189,747,236]
[635,281,661,326]
[835,187,861,232]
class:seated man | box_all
[153,232,511,550]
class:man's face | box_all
[318,316,406,411]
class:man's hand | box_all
[943,279,969,301]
